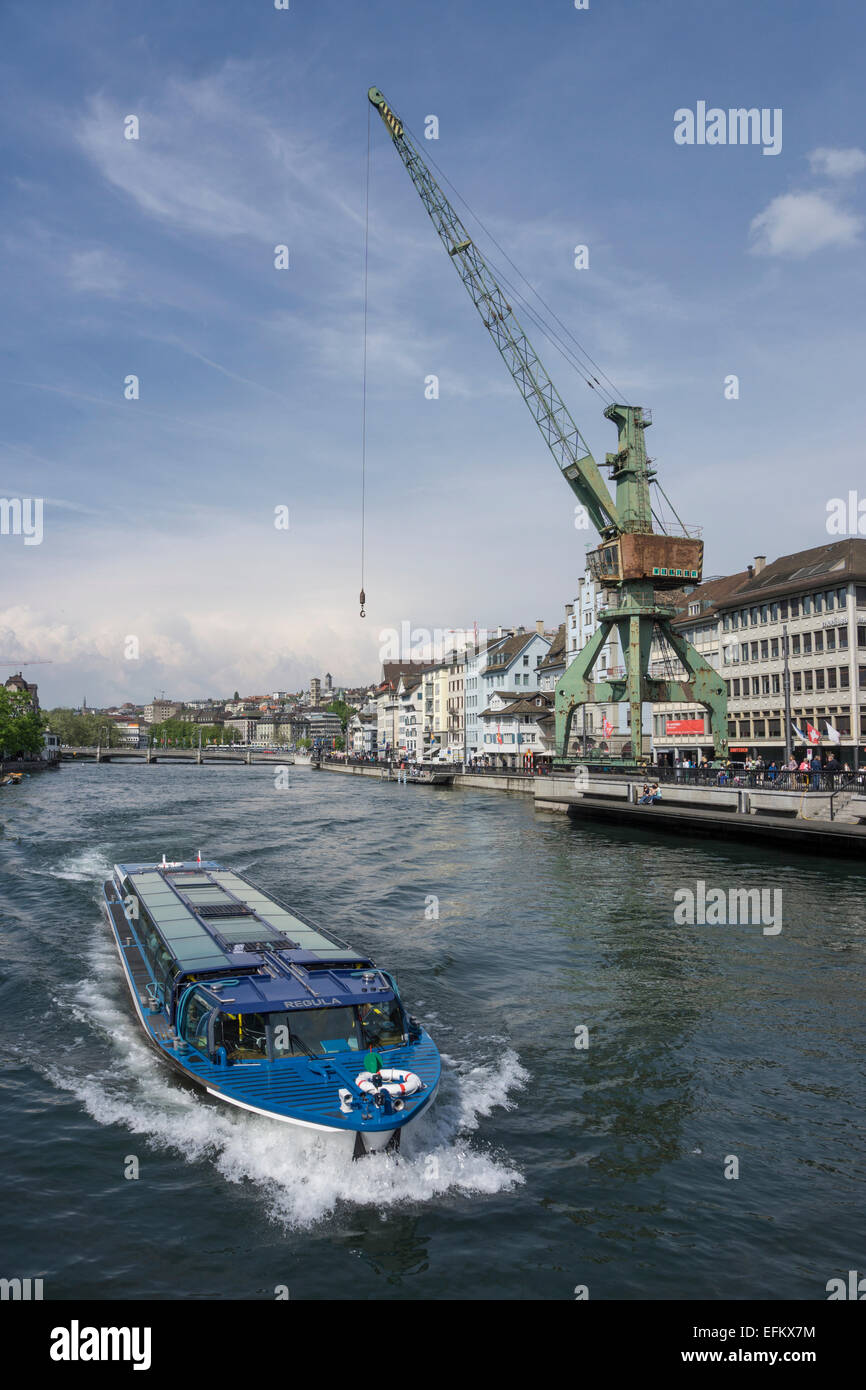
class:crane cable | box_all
[359,103,371,618]
[402,122,629,408]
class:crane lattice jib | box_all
[368,88,620,540]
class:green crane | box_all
[368,87,728,763]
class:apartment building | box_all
[652,540,866,764]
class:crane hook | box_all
[359,588,366,619]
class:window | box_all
[840,628,849,649]
[751,642,759,661]
[216,1011,269,1062]
[804,671,813,692]
[827,630,836,652]
[814,632,824,653]
[837,587,847,608]
[769,719,781,737]
[761,605,769,623]
[753,720,765,737]
[762,675,770,694]
[779,600,789,619]
[824,591,834,611]
[827,669,837,689]
[792,635,801,655]
[857,586,866,605]
[770,638,779,658]
[790,599,800,618]
[738,720,751,737]
[181,990,213,1053]
[814,593,824,614]
[772,674,780,694]
[761,640,769,660]
[750,607,759,625]
[802,634,812,655]
[771,603,780,621]
[802,595,812,616]
[523,655,529,666]
[793,672,802,693]
[752,677,760,696]
[816,670,825,692]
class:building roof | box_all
[481,692,552,717]
[538,622,567,670]
[480,629,547,674]
[380,660,436,690]
[720,539,866,604]
[667,569,753,627]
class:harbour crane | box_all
[367,87,728,764]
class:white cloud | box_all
[808,146,866,179]
[75,67,359,244]
[749,191,863,257]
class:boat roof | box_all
[115,860,393,1011]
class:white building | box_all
[478,691,555,767]
[467,624,551,758]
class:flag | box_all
[602,718,613,738]
[496,724,503,745]
[824,721,841,744]
[806,722,821,744]
[791,721,807,742]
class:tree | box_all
[326,698,355,732]
[0,687,46,758]
[43,708,113,748]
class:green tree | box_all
[0,688,46,757]
[326,698,355,732]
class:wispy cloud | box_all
[749,191,863,257]
[808,146,866,179]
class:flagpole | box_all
[782,623,792,765]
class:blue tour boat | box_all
[102,858,440,1156]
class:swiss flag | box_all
[602,718,613,739]
[806,722,821,744]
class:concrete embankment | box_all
[534,774,866,860]
[311,761,866,861]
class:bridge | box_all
[61,747,294,765]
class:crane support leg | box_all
[555,623,609,756]
[554,613,729,764]
[656,622,729,761]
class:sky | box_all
[1,0,865,706]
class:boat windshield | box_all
[212,1001,407,1061]
[269,1007,362,1057]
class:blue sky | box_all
[2,0,864,705]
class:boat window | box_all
[359,999,406,1049]
[268,1007,362,1057]
[215,1011,269,1062]
[183,991,213,1052]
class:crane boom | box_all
[368,88,619,539]
[368,86,728,764]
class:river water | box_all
[1,763,864,1300]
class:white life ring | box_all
[355,1068,422,1098]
